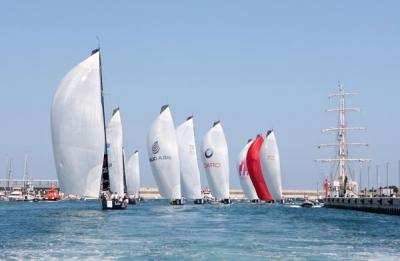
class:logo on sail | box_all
[152,141,160,154]
[204,162,221,168]
[205,148,213,158]
[239,160,248,176]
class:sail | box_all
[246,135,272,201]
[126,151,140,197]
[260,131,283,201]
[201,121,230,200]
[237,140,258,200]
[147,105,181,200]
[51,51,104,198]
[106,108,125,195]
[176,116,202,199]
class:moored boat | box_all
[42,187,61,201]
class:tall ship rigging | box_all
[317,83,370,198]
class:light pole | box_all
[376,165,380,196]
[367,165,370,196]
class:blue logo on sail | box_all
[205,148,213,159]
[152,141,160,154]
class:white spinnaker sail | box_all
[176,117,202,199]
[260,131,283,201]
[51,51,104,198]
[106,108,125,195]
[147,105,181,200]
[237,140,259,200]
[126,151,140,197]
[201,122,230,200]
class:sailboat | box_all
[260,130,283,202]
[102,108,128,209]
[201,121,231,204]
[246,135,272,201]
[237,139,259,203]
[126,150,141,204]
[147,105,183,205]
[51,49,105,200]
[176,116,204,204]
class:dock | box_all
[324,197,400,216]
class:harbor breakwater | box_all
[325,197,400,216]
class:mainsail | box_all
[237,139,259,200]
[260,131,283,201]
[176,116,202,200]
[106,108,125,196]
[246,135,272,201]
[147,105,181,200]
[51,51,104,198]
[126,151,140,197]
[201,121,230,200]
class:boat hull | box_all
[193,198,205,205]
[170,199,185,205]
[221,198,232,204]
[101,199,128,210]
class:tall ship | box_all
[317,83,370,198]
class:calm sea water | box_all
[0,200,399,260]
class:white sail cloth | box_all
[260,131,283,201]
[106,109,125,196]
[51,52,104,198]
[176,117,202,199]
[126,151,140,197]
[201,122,230,200]
[237,140,259,200]
[147,105,181,200]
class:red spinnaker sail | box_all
[246,135,272,201]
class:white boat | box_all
[237,139,259,202]
[126,150,141,204]
[201,121,231,204]
[51,49,105,199]
[176,116,204,204]
[260,130,283,201]
[147,105,183,205]
[106,108,125,196]
[8,189,24,201]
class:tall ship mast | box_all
[316,83,370,198]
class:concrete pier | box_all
[324,197,400,216]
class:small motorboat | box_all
[300,200,314,208]
[42,187,61,201]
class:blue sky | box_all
[0,1,399,189]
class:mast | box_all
[93,48,110,192]
[316,82,370,197]
[7,159,12,193]
[122,148,127,194]
[23,155,28,190]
